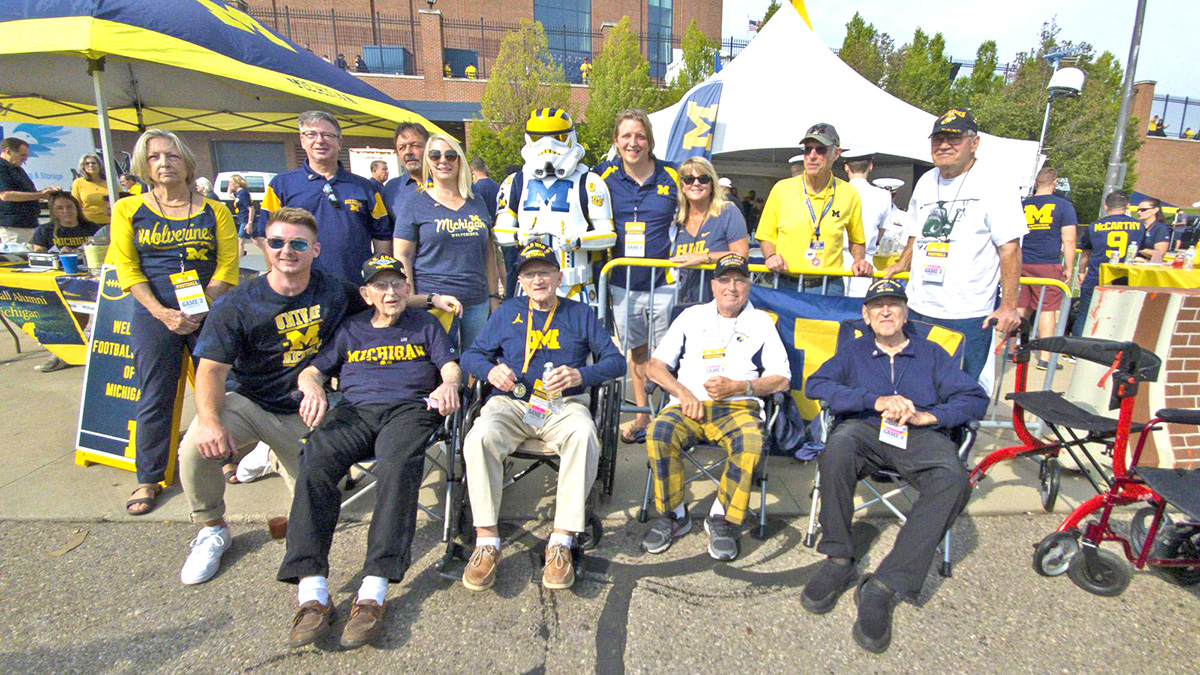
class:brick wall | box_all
[1163,294,1200,467]
[1129,81,1200,207]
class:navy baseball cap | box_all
[930,108,978,136]
[361,254,406,283]
[714,253,750,278]
[864,278,907,303]
[515,241,560,273]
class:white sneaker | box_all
[235,442,275,483]
[180,526,231,585]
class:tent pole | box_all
[88,58,120,206]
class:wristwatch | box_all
[744,380,753,396]
[425,293,435,308]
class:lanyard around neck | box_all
[804,176,835,239]
[522,298,558,375]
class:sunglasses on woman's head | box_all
[428,150,459,162]
[266,237,311,252]
[681,175,712,186]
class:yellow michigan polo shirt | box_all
[755,175,864,271]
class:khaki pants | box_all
[463,395,598,532]
[178,392,309,522]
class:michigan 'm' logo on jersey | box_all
[1024,203,1056,231]
[275,304,324,366]
[528,329,560,350]
[524,179,573,213]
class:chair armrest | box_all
[1155,408,1200,426]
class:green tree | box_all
[758,2,781,31]
[838,12,892,86]
[950,40,1003,106]
[467,20,570,178]
[578,17,657,164]
[663,20,718,104]
[883,28,955,114]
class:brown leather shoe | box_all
[287,599,336,648]
[340,599,384,649]
[462,545,499,591]
[542,544,575,590]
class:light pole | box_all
[1101,0,1148,217]
[1032,50,1084,192]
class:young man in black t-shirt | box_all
[177,208,366,587]
[277,255,462,649]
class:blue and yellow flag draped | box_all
[661,82,723,164]
[748,285,864,420]
[0,0,444,137]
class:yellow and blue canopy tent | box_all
[0,0,446,201]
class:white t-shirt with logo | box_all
[651,300,791,406]
[905,165,1027,319]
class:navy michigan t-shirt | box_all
[309,308,458,406]
[195,270,366,414]
[1020,194,1077,264]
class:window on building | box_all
[213,141,287,174]
[534,0,591,84]
[647,0,673,80]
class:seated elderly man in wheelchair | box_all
[459,242,625,591]
[277,255,462,649]
[642,254,791,561]
[803,278,988,654]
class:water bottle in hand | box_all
[543,361,564,413]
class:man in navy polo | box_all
[262,110,391,283]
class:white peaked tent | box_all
[650,3,1041,192]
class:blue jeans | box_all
[908,310,991,381]
[777,275,845,296]
[457,300,490,351]
[1071,281,1096,337]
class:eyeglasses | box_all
[519,270,555,280]
[300,131,340,141]
[681,175,713,186]
[802,145,829,156]
[322,182,339,206]
[931,133,973,147]
[368,278,406,291]
[715,275,750,286]
[427,149,459,163]
[1137,206,1156,212]
[266,237,311,251]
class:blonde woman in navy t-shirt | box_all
[108,129,239,515]
[392,133,499,350]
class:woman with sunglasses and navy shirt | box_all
[392,133,500,349]
[669,157,749,303]
[108,129,239,515]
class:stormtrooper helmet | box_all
[520,107,586,179]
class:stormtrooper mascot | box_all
[494,108,615,303]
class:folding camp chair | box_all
[436,376,622,581]
[803,319,979,577]
[633,303,785,539]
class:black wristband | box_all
[425,293,434,308]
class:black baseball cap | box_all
[930,108,978,137]
[864,278,907,303]
[714,253,750,278]
[801,122,840,148]
[361,254,406,283]
[515,241,560,273]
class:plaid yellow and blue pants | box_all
[646,400,762,525]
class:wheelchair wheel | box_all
[1129,506,1174,559]
[1039,457,1060,512]
[1032,530,1080,577]
[577,512,603,551]
[1067,547,1131,597]
[1157,526,1200,586]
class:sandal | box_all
[126,484,161,516]
[223,462,239,484]
[621,424,648,444]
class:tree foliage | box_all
[883,28,955,114]
[838,12,891,86]
[579,17,658,165]
[467,20,570,178]
[759,2,781,30]
[664,20,718,103]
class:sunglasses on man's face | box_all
[802,145,829,156]
[266,237,311,252]
[427,150,459,163]
[681,174,712,186]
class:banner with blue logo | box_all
[661,81,723,164]
[749,285,863,420]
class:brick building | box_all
[1130,80,1200,209]
[111,1,722,180]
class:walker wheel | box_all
[1129,506,1173,559]
[1039,457,1061,512]
[1158,526,1200,586]
[1032,530,1080,577]
[1067,547,1131,597]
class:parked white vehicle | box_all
[213,171,275,203]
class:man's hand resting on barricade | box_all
[704,375,747,401]
[765,252,788,272]
[984,306,1021,334]
[427,381,460,415]
[488,363,519,392]
[542,365,581,394]
[195,417,236,460]
[679,390,705,421]
[298,379,328,428]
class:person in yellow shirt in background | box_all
[464,63,477,79]
[756,123,873,296]
[71,153,111,225]
[580,59,592,83]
